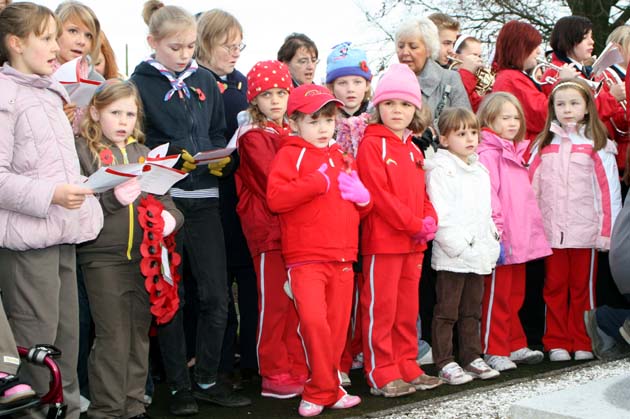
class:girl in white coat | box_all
[424,108,501,385]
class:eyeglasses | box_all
[295,57,320,67]
[220,42,246,54]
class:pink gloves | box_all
[412,216,437,244]
[318,163,330,192]
[338,171,370,205]
[161,211,176,237]
[114,178,141,206]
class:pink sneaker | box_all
[298,399,324,417]
[331,394,361,409]
[0,373,36,405]
[261,375,303,399]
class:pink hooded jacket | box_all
[477,129,551,264]
[0,65,103,251]
[529,123,622,251]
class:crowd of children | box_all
[0,1,628,418]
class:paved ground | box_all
[141,356,609,419]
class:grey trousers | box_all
[0,245,80,419]
[82,262,151,419]
[0,295,19,375]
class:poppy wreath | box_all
[138,195,181,324]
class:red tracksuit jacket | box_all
[267,136,371,265]
[356,124,437,255]
[235,122,288,257]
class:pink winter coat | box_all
[0,65,103,251]
[529,123,622,251]
[477,128,551,264]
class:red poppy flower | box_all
[191,86,206,101]
[217,81,227,94]
[99,148,113,166]
[360,60,369,73]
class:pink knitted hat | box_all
[372,63,422,109]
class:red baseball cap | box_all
[287,84,343,116]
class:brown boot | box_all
[410,373,442,390]
[369,379,416,397]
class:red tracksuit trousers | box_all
[481,264,528,356]
[340,273,364,374]
[361,253,424,389]
[254,251,307,380]
[288,261,354,406]
[543,248,597,352]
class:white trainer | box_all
[574,350,594,361]
[510,347,544,365]
[549,348,571,361]
[439,362,473,385]
[484,354,517,371]
[464,358,500,380]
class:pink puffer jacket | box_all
[477,129,551,264]
[0,65,103,251]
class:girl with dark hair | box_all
[542,16,625,131]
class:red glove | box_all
[412,216,437,244]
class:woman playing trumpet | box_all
[491,21,576,147]
[542,16,625,135]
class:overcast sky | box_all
[33,0,392,81]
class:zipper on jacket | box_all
[560,231,564,245]
[182,96,199,191]
[120,147,134,260]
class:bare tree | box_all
[358,0,630,63]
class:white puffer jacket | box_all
[425,149,500,275]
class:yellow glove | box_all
[208,156,231,177]
[180,149,197,173]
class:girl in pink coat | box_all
[476,92,552,372]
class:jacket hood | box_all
[280,134,339,151]
[0,64,69,102]
[132,61,165,79]
[478,128,530,163]
[424,148,483,173]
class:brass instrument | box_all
[601,69,627,112]
[447,56,495,95]
[531,58,604,96]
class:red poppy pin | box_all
[191,86,206,101]
[217,81,227,94]
[360,60,369,72]
[99,148,113,166]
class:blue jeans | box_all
[157,198,229,391]
[596,305,630,342]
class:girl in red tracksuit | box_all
[267,84,371,417]
[542,16,625,136]
[356,63,442,398]
[491,21,576,147]
[235,60,307,400]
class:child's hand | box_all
[497,242,506,265]
[52,184,93,209]
[317,163,330,192]
[412,216,437,244]
[161,210,176,237]
[337,171,370,205]
[63,103,77,123]
[208,156,231,176]
[113,178,141,206]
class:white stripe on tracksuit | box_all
[482,269,497,354]
[366,255,378,388]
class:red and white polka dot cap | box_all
[246,60,292,102]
